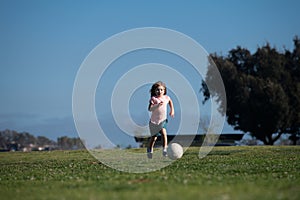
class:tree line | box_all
[0,129,85,151]
[202,36,300,145]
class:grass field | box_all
[0,146,299,200]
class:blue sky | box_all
[0,0,300,147]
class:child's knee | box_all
[160,128,167,135]
[152,136,157,141]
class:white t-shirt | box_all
[149,95,170,124]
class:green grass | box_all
[0,146,299,200]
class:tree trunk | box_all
[263,132,283,145]
[289,134,299,145]
[264,139,274,145]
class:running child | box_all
[147,81,174,158]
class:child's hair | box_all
[150,81,167,97]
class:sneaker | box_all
[162,148,168,157]
[147,148,153,159]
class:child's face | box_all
[155,86,165,96]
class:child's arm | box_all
[169,99,175,117]
[148,101,163,111]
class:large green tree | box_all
[202,37,300,145]
[284,37,300,144]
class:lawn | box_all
[0,146,299,200]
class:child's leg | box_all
[160,128,168,156]
[160,128,168,149]
[148,136,157,152]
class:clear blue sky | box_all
[0,0,299,145]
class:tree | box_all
[0,129,18,149]
[37,136,55,146]
[16,132,37,147]
[202,37,300,145]
[57,136,85,150]
[284,36,300,144]
[0,129,56,150]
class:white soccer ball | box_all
[167,143,183,160]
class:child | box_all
[147,81,174,158]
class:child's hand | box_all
[169,110,175,118]
[149,101,163,111]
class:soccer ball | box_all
[167,143,183,160]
